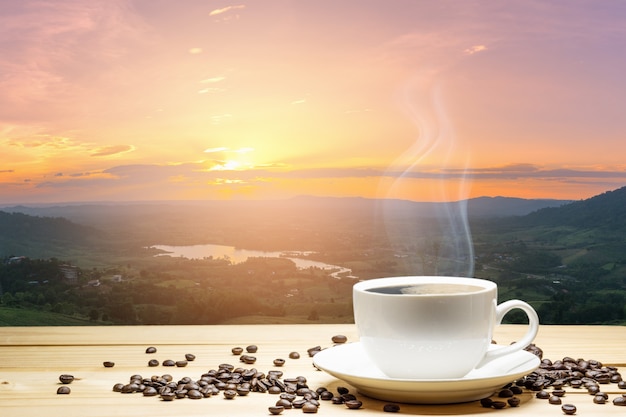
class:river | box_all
[149,243,355,279]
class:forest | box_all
[1,187,625,325]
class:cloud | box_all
[209,5,246,17]
[463,44,487,55]
[204,147,229,153]
[90,144,135,157]
[201,76,226,83]
[188,47,203,54]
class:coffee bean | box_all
[289,352,300,359]
[614,396,626,406]
[383,403,401,412]
[232,346,244,355]
[175,360,188,367]
[552,388,566,397]
[498,388,513,397]
[549,395,562,405]
[187,389,202,399]
[336,386,350,395]
[162,359,175,366]
[536,390,550,399]
[145,346,157,354]
[302,402,319,413]
[223,389,237,399]
[593,395,607,404]
[508,397,521,407]
[491,401,507,409]
[59,374,74,384]
[273,358,285,367]
[345,399,363,409]
[148,359,159,367]
[57,386,71,394]
[160,392,176,401]
[480,398,493,408]
[143,386,158,396]
[103,361,115,368]
[561,403,577,414]
[619,381,626,389]
[185,353,196,361]
[240,355,256,364]
[246,345,258,353]
[320,390,334,400]
[268,405,285,415]
[332,335,348,344]
[307,346,322,357]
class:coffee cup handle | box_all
[475,299,539,369]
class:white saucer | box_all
[312,342,540,404]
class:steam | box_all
[377,71,474,277]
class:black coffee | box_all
[366,283,483,295]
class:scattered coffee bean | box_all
[276,398,293,409]
[160,392,176,401]
[302,402,319,413]
[232,346,244,355]
[498,388,514,398]
[112,383,124,392]
[103,361,115,368]
[246,345,258,353]
[185,353,196,361]
[614,396,626,406]
[320,391,334,400]
[491,401,507,409]
[337,386,350,395]
[480,397,493,408]
[268,405,285,415]
[143,386,158,396]
[59,374,74,384]
[549,395,562,405]
[148,359,159,367]
[536,390,550,399]
[345,399,363,409]
[331,335,348,344]
[175,360,188,367]
[289,351,300,359]
[508,397,521,407]
[223,389,237,399]
[383,403,401,412]
[561,403,577,414]
[618,381,626,389]
[552,388,566,397]
[593,395,607,404]
[56,386,71,394]
[273,358,286,367]
[307,346,322,357]
[145,346,157,354]
[240,355,256,364]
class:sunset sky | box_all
[2,0,626,204]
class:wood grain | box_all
[1,324,625,416]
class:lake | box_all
[150,243,355,278]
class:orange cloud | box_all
[90,145,135,157]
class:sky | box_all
[2,0,626,204]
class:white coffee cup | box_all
[353,276,539,380]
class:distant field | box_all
[0,307,101,326]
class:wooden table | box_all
[1,324,625,416]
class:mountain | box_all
[518,186,626,231]
[0,211,104,259]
